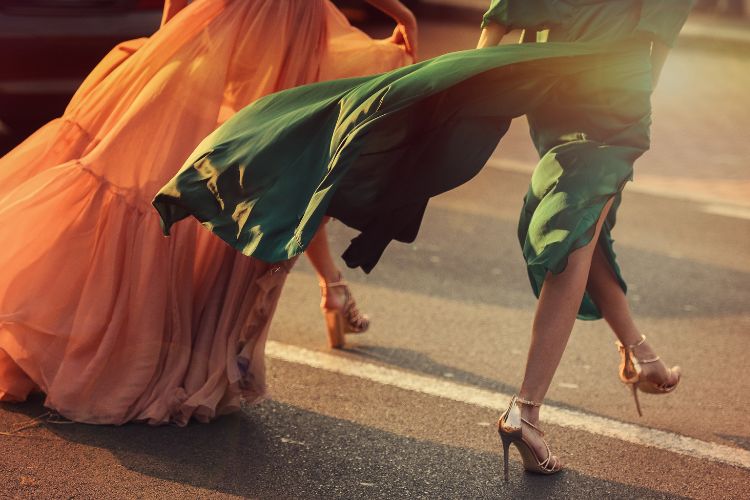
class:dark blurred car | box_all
[0,0,416,140]
[0,0,163,135]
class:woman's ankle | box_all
[632,339,658,361]
[320,276,348,311]
[516,393,542,424]
[519,404,540,424]
[616,329,644,348]
[629,339,677,383]
[318,269,342,286]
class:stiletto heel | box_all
[497,395,562,480]
[320,275,370,349]
[628,381,642,417]
[617,335,681,416]
[501,434,512,482]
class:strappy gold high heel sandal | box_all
[498,395,562,481]
[319,276,370,349]
[616,334,681,417]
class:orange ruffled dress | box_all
[0,0,410,425]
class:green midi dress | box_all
[153,0,693,319]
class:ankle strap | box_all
[637,355,661,364]
[319,273,346,290]
[516,396,542,407]
[617,335,660,364]
[617,334,647,351]
[627,334,647,349]
[320,280,347,289]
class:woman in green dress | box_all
[154,0,690,475]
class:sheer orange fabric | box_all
[0,0,410,425]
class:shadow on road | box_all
[2,396,686,499]
[716,433,750,452]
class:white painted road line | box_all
[702,204,750,221]
[485,157,535,175]
[266,340,750,471]
[485,158,750,220]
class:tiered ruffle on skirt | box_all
[0,0,410,425]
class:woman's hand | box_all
[365,0,419,59]
[477,22,508,49]
[161,0,189,27]
[390,12,418,59]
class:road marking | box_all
[485,158,750,219]
[266,340,750,471]
[702,204,750,221]
[485,157,534,175]
[681,19,750,45]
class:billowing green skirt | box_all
[154,40,653,319]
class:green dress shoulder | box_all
[154,0,693,320]
[483,0,692,46]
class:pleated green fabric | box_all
[154,0,693,319]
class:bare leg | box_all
[305,218,348,310]
[305,219,370,345]
[586,244,677,383]
[517,198,615,463]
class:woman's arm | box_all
[364,0,418,58]
[650,40,671,88]
[477,22,508,48]
[161,0,189,27]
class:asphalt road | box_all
[1,17,749,500]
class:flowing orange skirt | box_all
[0,0,410,425]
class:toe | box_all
[669,365,682,386]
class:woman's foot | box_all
[518,400,563,472]
[628,338,681,388]
[319,277,349,312]
[617,335,681,416]
[498,396,562,480]
[319,273,370,348]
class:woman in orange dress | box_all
[0,0,415,425]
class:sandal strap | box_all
[539,441,554,469]
[626,334,647,349]
[520,417,545,437]
[322,279,369,330]
[637,356,661,364]
[319,280,347,290]
[619,335,660,364]
[516,396,543,407]
[543,453,559,472]
[521,417,557,471]
[320,271,348,290]
[345,299,366,324]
